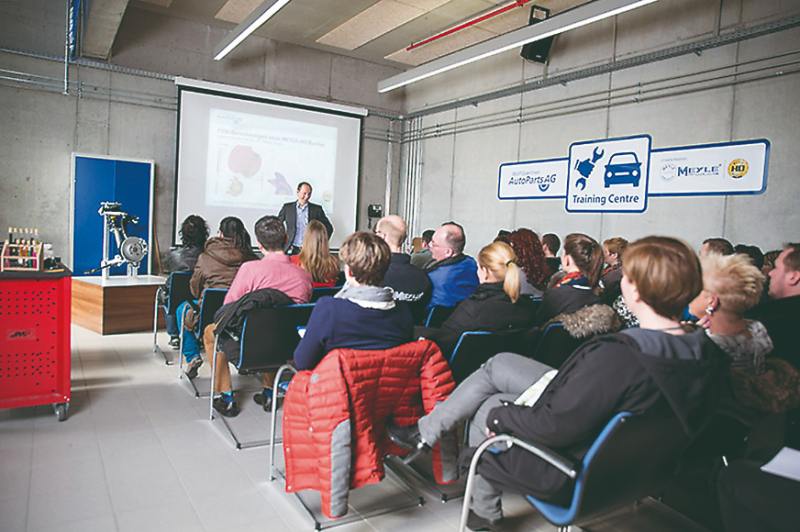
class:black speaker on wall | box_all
[520,5,554,64]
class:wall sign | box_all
[497,138,769,212]
[566,135,650,213]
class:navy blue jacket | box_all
[293,296,414,370]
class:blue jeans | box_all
[165,313,179,337]
[176,300,200,361]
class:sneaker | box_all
[253,389,273,411]
[185,356,203,379]
[467,510,504,532]
[213,396,239,418]
[169,336,180,349]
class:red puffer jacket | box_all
[282,339,458,518]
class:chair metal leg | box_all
[209,334,218,421]
[270,364,297,480]
[152,292,172,365]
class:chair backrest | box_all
[236,304,315,370]
[165,271,192,314]
[528,412,689,526]
[198,288,228,336]
[449,328,539,383]
[310,286,340,302]
[424,305,456,328]
[531,322,585,369]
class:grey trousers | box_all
[418,352,554,521]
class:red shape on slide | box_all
[228,145,261,178]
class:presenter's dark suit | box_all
[277,201,334,253]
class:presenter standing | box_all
[278,182,333,254]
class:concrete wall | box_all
[0,2,405,269]
[403,0,800,256]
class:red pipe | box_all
[406,0,535,52]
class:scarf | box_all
[335,283,396,310]
[554,271,588,289]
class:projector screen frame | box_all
[172,77,367,251]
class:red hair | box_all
[507,228,550,290]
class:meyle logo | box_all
[660,163,677,181]
[677,164,723,178]
[728,159,749,179]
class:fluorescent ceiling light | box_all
[378,0,658,93]
[214,0,292,60]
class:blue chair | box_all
[459,412,689,531]
[179,288,228,397]
[424,305,456,328]
[310,286,340,302]
[531,322,585,369]
[448,328,539,383]
[210,303,314,449]
[152,271,192,364]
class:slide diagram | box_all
[205,108,338,212]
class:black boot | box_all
[386,419,430,464]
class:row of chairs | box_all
[153,275,704,531]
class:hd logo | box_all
[728,159,749,179]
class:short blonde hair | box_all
[603,237,628,259]
[339,231,392,286]
[478,241,521,303]
[701,252,764,316]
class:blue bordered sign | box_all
[497,138,769,211]
[648,139,769,196]
[566,135,651,213]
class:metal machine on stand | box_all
[85,201,148,278]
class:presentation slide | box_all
[174,79,364,251]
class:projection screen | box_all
[174,77,365,250]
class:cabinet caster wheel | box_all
[54,403,69,421]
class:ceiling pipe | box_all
[405,0,535,52]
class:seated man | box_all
[410,229,435,269]
[376,215,432,319]
[748,242,800,370]
[389,236,726,531]
[207,215,313,417]
[293,231,414,371]
[425,222,479,311]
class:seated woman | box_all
[506,228,550,297]
[421,241,537,358]
[388,236,726,531]
[600,237,627,304]
[162,214,209,346]
[293,231,414,371]
[689,252,771,375]
[290,220,342,287]
[177,216,257,377]
[535,233,603,326]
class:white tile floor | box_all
[0,325,706,532]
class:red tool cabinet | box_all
[0,270,72,420]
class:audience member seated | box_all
[293,231,414,371]
[748,243,800,370]
[600,237,627,304]
[535,233,603,326]
[162,214,209,347]
[177,216,257,376]
[420,241,537,357]
[376,215,432,312]
[717,450,800,532]
[290,220,341,287]
[542,233,562,286]
[689,252,771,375]
[388,236,726,531]
[700,237,735,257]
[506,228,550,297]
[208,215,313,417]
[734,243,765,270]
[410,229,435,269]
[425,222,479,310]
